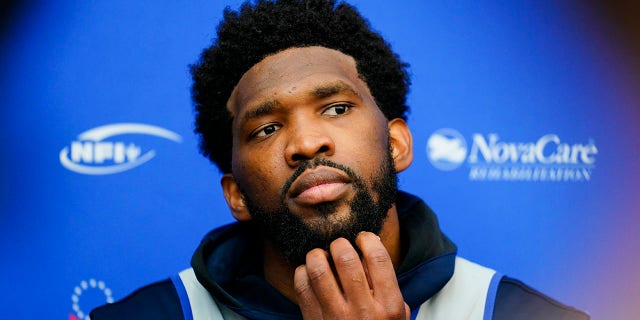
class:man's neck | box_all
[262,205,402,303]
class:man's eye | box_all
[323,104,350,116]
[254,124,282,137]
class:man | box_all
[92,0,589,319]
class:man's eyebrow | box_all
[311,80,361,99]
[239,81,359,124]
[241,99,282,124]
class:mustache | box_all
[280,158,359,200]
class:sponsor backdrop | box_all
[1,1,638,319]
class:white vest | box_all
[171,257,503,320]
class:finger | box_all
[304,248,346,312]
[294,265,323,320]
[404,302,411,320]
[356,232,403,302]
[329,238,372,306]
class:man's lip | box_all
[287,166,352,199]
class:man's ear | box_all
[388,118,413,173]
[221,174,251,222]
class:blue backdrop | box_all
[1,1,639,319]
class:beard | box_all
[241,144,398,267]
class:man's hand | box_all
[293,232,410,319]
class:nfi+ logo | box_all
[59,123,182,175]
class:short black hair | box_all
[191,0,410,173]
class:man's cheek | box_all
[239,173,281,204]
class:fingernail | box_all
[357,231,381,241]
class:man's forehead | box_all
[226,46,361,115]
[253,46,355,70]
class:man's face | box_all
[226,46,398,265]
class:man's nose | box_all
[284,121,335,167]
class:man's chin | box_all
[294,203,356,228]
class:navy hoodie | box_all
[91,191,589,319]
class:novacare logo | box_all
[426,128,598,182]
[426,128,467,171]
[60,123,182,175]
[467,133,597,165]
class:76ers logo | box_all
[69,279,114,320]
